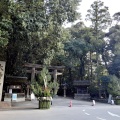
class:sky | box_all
[65,0,120,27]
[80,0,120,26]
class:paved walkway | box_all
[1,96,110,110]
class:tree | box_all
[107,75,120,97]
[0,18,10,48]
[4,0,81,75]
[113,12,120,25]
[86,0,111,98]
[62,22,93,80]
[86,0,111,61]
[0,0,12,61]
[106,25,120,78]
[20,0,81,64]
[5,2,28,75]
[86,0,111,32]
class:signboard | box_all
[0,61,6,101]
[12,94,17,101]
[9,89,12,94]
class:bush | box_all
[115,99,120,105]
[88,84,99,98]
[107,75,120,97]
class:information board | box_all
[12,94,17,101]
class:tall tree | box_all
[63,22,90,80]
[107,75,120,97]
[0,0,12,60]
[86,0,111,98]
[86,0,111,57]
[113,12,120,25]
[106,25,120,78]
[4,0,81,75]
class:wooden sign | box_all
[0,61,6,101]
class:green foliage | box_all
[17,0,81,65]
[31,82,43,98]
[48,81,59,90]
[106,25,120,77]
[108,55,120,77]
[95,65,107,79]
[3,0,81,76]
[88,83,99,97]
[0,0,12,48]
[48,81,59,95]
[107,75,120,97]
[38,67,51,88]
[113,12,120,25]
[31,67,51,97]
[43,89,51,97]
[0,0,9,16]
[115,99,120,105]
[86,0,111,98]
[86,0,111,54]
[62,24,95,80]
[31,67,59,97]
[86,0,111,31]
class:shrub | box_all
[107,75,120,97]
[115,99,120,105]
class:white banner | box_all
[0,61,6,101]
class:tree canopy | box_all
[1,0,120,98]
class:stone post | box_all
[63,86,67,97]
[0,61,6,101]
[27,85,30,98]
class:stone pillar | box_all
[0,61,6,101]
[63,86,67,97]
[27,85,30,98]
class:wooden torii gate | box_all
[24,63,65,97]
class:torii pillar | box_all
[53,69,57,82]
[31,67,35,82]
[53,69,57,95]
[53,69,63,96]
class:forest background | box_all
[0,0,120,98]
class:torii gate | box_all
[24,63,65,97]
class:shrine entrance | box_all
[24,63,65,99]
[3,76,28,102]
[73,80,90,100]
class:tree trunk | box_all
[79,56,85,80]
[68,68,72,81]
[90,51,93,82]
[96,53,101,98]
